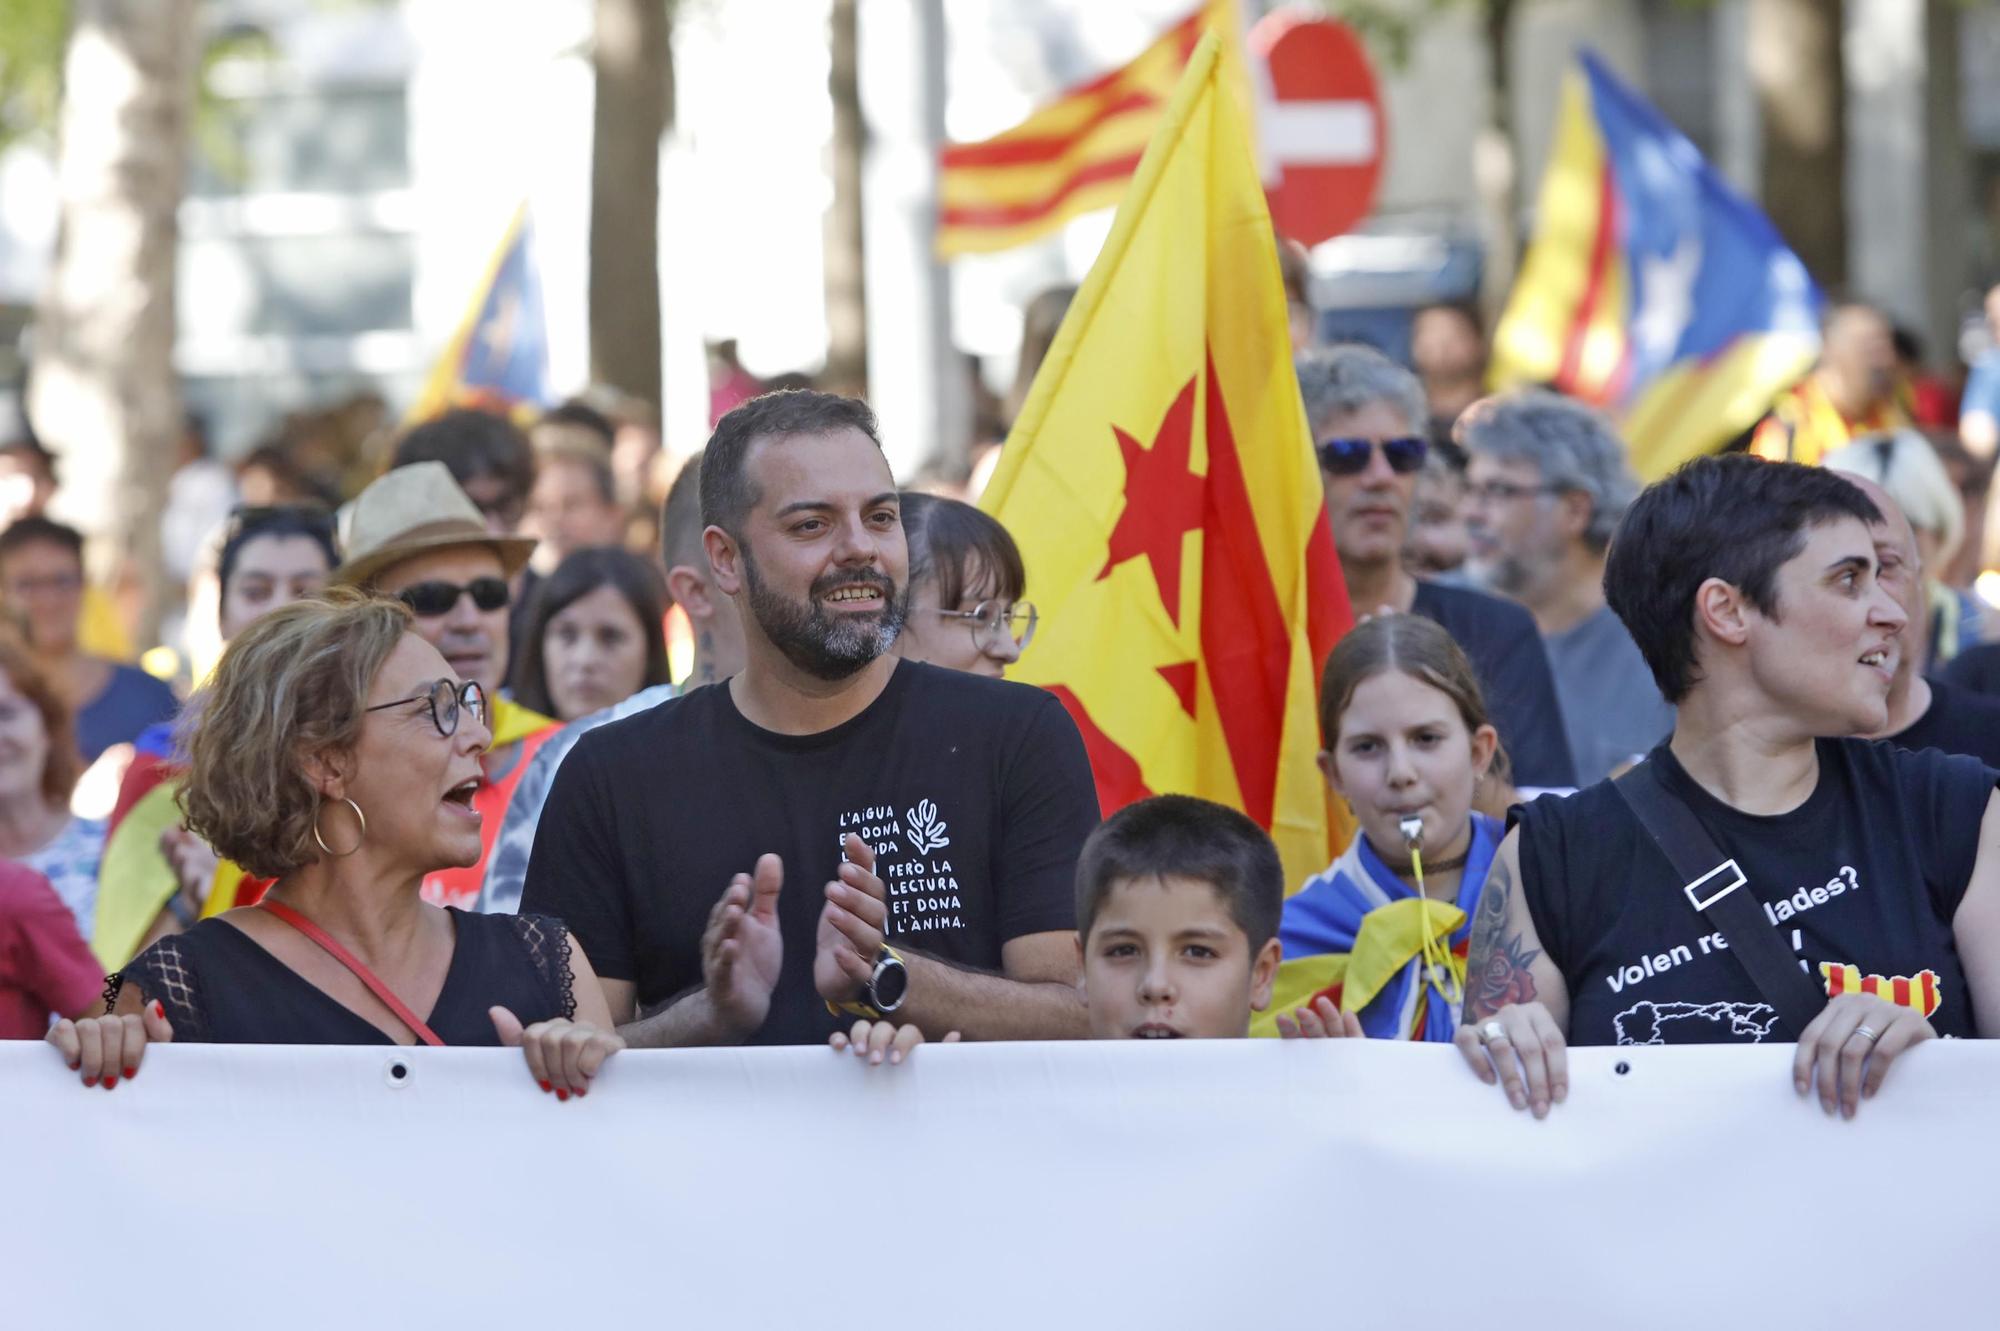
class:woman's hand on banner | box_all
[1454,1000,1568,1119]
[1793,992,1935,1119]
[491,1007,626,1099]
[48,998,173,1089]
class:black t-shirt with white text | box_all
[520,661,1099,1044]
[1513,738,1994,1046]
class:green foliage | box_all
[1304,0,1466,69]
[0,0,68,153]
[193,22,279,187]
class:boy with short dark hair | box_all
[833,795,1354,1063]
[1071,795,1284,1039]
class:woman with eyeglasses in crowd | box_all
[93,505,341,968]
[893,492,1037,678]
[49,590,622,1097]
[511,547,672,724]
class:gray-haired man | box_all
[1461,390,1673,783]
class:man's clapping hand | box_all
[701,853,785,1039]
[815,834,891,1005]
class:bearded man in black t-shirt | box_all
[521,391,1098,1045]
[1457,456,2000,1119]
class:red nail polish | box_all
[102,1076,117,1090]
[574,1087,586,1098]
[538,1080,552,1092]
[82,1075,96,1087]
[123,1066,137,1079]
[555,1088,569,1101]
[151,1000,164,1020]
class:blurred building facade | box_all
[0,0,1995,463]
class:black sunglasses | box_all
[1317,435,1429,476]
[396,577,510,618]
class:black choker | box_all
[1407,848,1470,875]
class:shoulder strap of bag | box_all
[259,900,447,1047]
[1613,761,1827,1038]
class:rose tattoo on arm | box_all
[1463,855,1541,1023]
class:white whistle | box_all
[1398,814,1424,851]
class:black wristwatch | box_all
[828,945,908,1019]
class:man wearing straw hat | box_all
[333,461,558,907]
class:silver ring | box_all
[1480,1020,1509,1045]
[1851,1024,1880,1044]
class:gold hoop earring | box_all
[313,797,367,858]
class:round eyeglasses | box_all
[364,678,487,739]
[934,600,1037,654]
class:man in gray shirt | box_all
[1459,391,1674,783]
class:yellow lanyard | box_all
[1401,818,1464,1012]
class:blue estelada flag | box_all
[1490,49,1822,479]
[409,203,552,422]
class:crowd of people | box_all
[8,276,2000,1124]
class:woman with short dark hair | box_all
[48,590,622,1097]
[893,492,1036,679]
[1460,456,2000,1120]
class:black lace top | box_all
[104,910,577,1045]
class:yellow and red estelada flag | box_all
[980,31,1347,888]
[936,0,1252,258]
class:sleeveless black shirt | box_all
[106,909,576,1045]
[1513,738,1994,1046]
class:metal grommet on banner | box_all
[383,1058,414,1090]
[1613,1060,1632,1077]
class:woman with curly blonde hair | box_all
[47,589,622,1098]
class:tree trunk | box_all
[1749,0,1846,290]
[28,0,198,653]
[589,0,673,413]
[823,0,868,397]
[1474,0,1519,324]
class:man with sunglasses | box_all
[523,391,1099,1046]
[391,407,541,691]
[334,461,556,908]
[1297,345,1577,790]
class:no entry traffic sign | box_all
[1252,13,1385,245]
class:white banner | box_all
[4,1039,1995,1329]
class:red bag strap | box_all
[258,899,446,1047]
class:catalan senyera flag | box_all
[980,31,1348,888]
[936,0,1250,258]
[1490,51,1822,479]
[408,203,553,423]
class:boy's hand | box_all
[1275,996,1364,1039]
[830,1019,958,1066]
